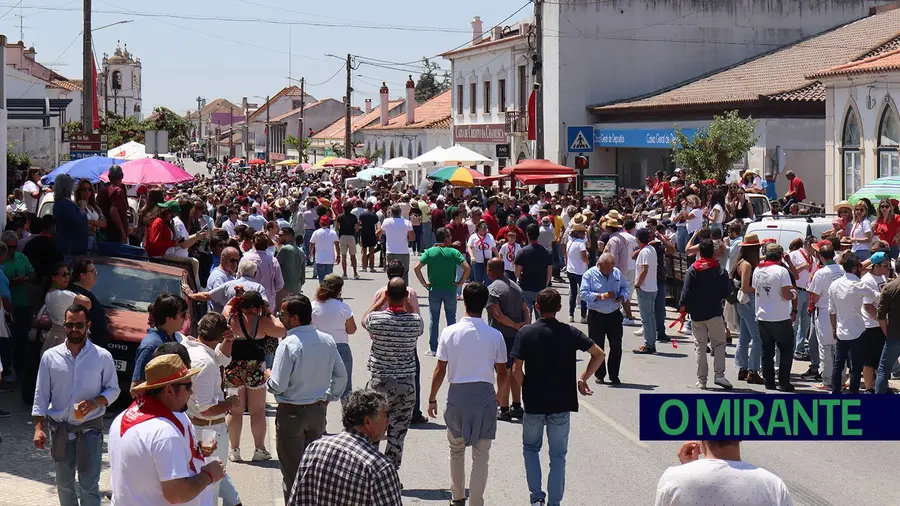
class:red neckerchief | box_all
[387,304,406,313]
[798,248,812,268]
[120,395,203,473]
[476,233,489,250]
[692,257,720,271]
[757,260,781,269]
[505,243,517,262]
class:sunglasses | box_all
[880,204,892,209]
[175,381,193,392]
[55,271,70,277]
[64,322,86,329]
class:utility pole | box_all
[298,78,305,161]
[82,0,93,130]
[196,96,203,143]
[344,53,352,158]
[534,0,544,159]
[229,105,234,157]
[242,97,249,160]
[264,94,270,163]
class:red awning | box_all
[501,159,577,176]
[516,174,577,185]
[479,174,508,184]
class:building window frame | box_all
[877,100,900,178]
[518,65,527,112]
[498,78,507,112]
[841,106,863,199]
[456,84,463,115]
[484,80,491,114]
[469,82,477,114]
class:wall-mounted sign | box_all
[583,175,618,197]
[594,128,697,148]
[454,123,507,143]
[496,143,511,158]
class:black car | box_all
[192,151,207,162]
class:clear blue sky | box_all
[0,0,528,113]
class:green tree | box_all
[415,57,450,103]
[63,121,84,138]
[145,107,193,152]
[284,135,312,161]
[102,112,146,148]
[671,110,758,183]
[7,142,31,173]
[362,145,385,163]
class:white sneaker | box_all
[634,328,644,336]
[229,448,241,462]
[695,380,708,390]
[531,501,546,506]
[425,350,436,357]
[252,448,271,461]
[622,318,636,326]
[579,316,588,324]
[714,377,734,390]
[680,328,692,336]
[568,315,574,323]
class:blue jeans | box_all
[832,337,864,394]
[794,289,811,353]
[412,225,423,254]
[636,289,657,348]
[315,263,334,284]
[654,286,668,340]
[303,229,314,257]
[429,289,458,352]
[567,273,586,318]
[523,412,570,506]
[422,222,433,249]
[336,342,353,404]
[676,226,689,253]
[472,262,488,285]
[890,245,900,259]
[220,474,242,506]
[55,429,103,506]
[875,339,900,393]
[522,290,539,320]
[735,295,762,371]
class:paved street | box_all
[0,161,894,504]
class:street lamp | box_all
[93,19,133,32]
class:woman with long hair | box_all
[137,188,165,245]
[731,187,755,223]
[873,197,900,258]
[732,234,764,385]
[849,201,874,261]
[311,274,356,405]
[38,263,91,354]
[704,188,726,235]
[75,179,106,250]
[222,290,286,462]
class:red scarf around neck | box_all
[692,257,720,272]
[120,395,203,472]
[757,260,782,269]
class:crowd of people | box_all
[5,157,900,506]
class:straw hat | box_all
[605,218,622,229]
[131,355,201,394]
[571,224,587,233]
[572,213,586,225]
[604,210,622,221]
[740,234,762,247]
[834,200,852,212]
[274,197,289,209]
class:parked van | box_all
[744,217,834,248]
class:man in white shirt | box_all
[788,237,816,364]
[807,243,844,390]
[109,352,224,506]
[860,252,890,392]
[751,243,796,392]
[22,169,42,215]
[185,313,241,506]
[655,440,793,506]
[309,215,340,284]
[427,282,507,506]
[379,204,415,285]
[633,228,659,354]
[605,217,636,325]
[828,252,876,394]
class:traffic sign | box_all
[69,132,109,160]
[70,151,104,160]
[567,126,594,153]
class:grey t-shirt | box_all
[538,224,555,252]
[487,277,525,342]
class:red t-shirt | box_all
[789,177,806,201]
[874,215,900,245]
[446,221,470,254]
[145,217,176,257]
[482,211,500,237]
[332,198,344,217]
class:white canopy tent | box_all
[107,141,148,160]
[436,144,493,166]
[381,157,413,170]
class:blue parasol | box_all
[41,156,127,184]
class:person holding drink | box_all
[32,304,120,506]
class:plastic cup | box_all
[226,388,239,397]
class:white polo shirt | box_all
[381,217,413,254]
[109,410,214,506]
[828,273,875,340]
[808,263,844,309]
[436,317,507,384]
[656,458,792,506]
[309,227,339,264]
[787,249,814,290]
[752,264,793,322]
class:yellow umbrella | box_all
[312,156,336,168]
[275,159,299,166]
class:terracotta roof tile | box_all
[247,86,315,122]
[312,100,405,140]
[51,79,83,92]
[591,11,900,112]
[362,90,451,131]
[441,33,526,57]
[809,47,900,79]
[186,98,241,120]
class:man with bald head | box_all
[205,246,240,312]
[362,277,424,471]
[579,252,629,384]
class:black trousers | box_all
[758,319,794,387]
[832,337,864,394]
[276,402,327,504]
[588,309,623,381]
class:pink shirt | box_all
[238,249,284,308]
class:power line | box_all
[0,0,23,21]
[17,29,81,98]
[307,65,345,87]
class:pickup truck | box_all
[21,254,206,405]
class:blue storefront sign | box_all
[594,128,697,148]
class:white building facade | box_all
[99,43,142,120]
[444,18,533,175]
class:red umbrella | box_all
[228,157,243,164]
[322,157,361,167]
[100,158,194,185]
[500,159,577,176]
[352,157,370,166]
[248,158,266,165]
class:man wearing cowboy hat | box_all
[109,353,225,505]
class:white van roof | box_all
[745,217,833,249]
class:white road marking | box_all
[578,399,649,448]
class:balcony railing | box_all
[504,110,528,134]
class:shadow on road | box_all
[402,488,452,500]
[608,382,658,391]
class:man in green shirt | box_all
[2,230,35,385]
[414,227,470,355]
[276,226,306,305]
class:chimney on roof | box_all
[380,82,389,127]
[406,76,416,125]
[492,26,503,41]
[471,16,483,45]
[365,98,372,114]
